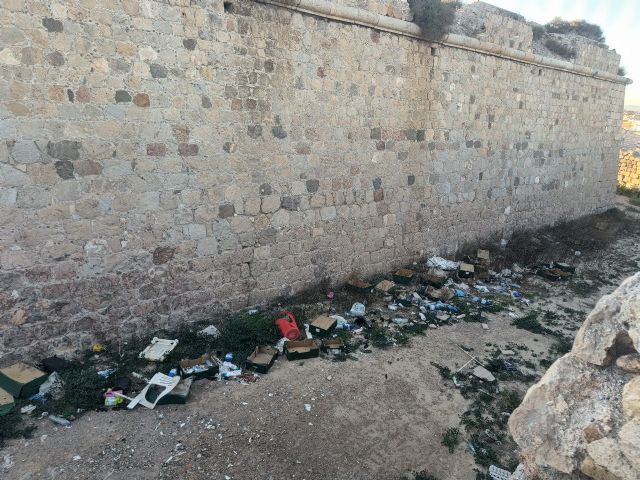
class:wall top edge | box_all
[255,0,632,85]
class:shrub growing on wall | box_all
[544,38,577,60]
[408,0,460,40]
[544,17,605,43]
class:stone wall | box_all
[0,0,627,363]
[619,150,640,190]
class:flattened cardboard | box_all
[393,269,414,285]
[426,286,454,302]
[284,339,320,360]
[0,387,15,416]
[375,279,396,293]
[180,353,219,380]
[246,346,278,374]
[458,263,475,278]
[477,249,490,261]
[139,338,178,361]
[321,338,344,352]
[346,277,371,293]
[309,315,337,336]
[0,363,48,399]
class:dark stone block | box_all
[372,177,382,190]
[473,140,482,148]
[178,143,199,156]
[183,38,197,50]
[247,125,262,139]
[147,143,166,156]
[375,141,385,151]
[149,63,168,78]
[218,203,235,218]
[202,96,212,108]
[272,125,287,139]
[370,127,381,140]
[42,17,63,32]
[67,89,74,102]
[54,160,74,179]
[373,189,384,202]
[259,183,272,195]
[115,90,131,103]
[416,130,425,142]
[153,247,176,265]
[281,196,300,211]
[466,140,474,148]
[408,175,415,186]
[47,140,81,161]
[306,179,320,193]
[46,51,65,66]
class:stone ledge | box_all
[256,0,632,85]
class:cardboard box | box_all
[245,346,278,374]
[0,363,48,399]
[284,339,320,361]
[422,268,447,287]
[393,268,415,285]
[0,387,15,417]
[179,353,219,380]
[346,277,371,293]
[321,338,345,353]
[375,279,395,293]
[477,249,490,262]
[309,315,337,336]
[458,262,475,278]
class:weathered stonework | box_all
[0,0,628,362]
[619,150,640,190]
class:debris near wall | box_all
[508,273,640,480]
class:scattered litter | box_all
[199,325,220,337]
[180,354,218,380]
[220,361,242,380]
[139,338,178,362]
[388,304,399,311]
[274,337,287,354]
[48,414,71,427]
[91,344,104,353]
[72,455,81,461]
[392,317,409,325]
[426,286,454,301]
[274,311,300,341]
[488,464,512,480]
[472,366,496,382]
[331,315,352,330]
[126,373,181,410]
[481,323,489,330]
[20,404,36,415]
[349,303,366,317]
[97,368,116,379]
[304,404,311,412]
[426,256,459,270]
[500,349,515,356]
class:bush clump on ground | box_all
[618,186,640,206]
[408,0,460,40]
[544,17,605,43]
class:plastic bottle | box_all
[48,414,71,427]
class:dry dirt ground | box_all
[2,207,640,480]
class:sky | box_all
[479,0,640,109]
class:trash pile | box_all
[0,246,577,472]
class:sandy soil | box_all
[2,209,639,480]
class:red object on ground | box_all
[275,311,300,340]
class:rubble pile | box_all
[509,273,640,480]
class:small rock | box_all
[623,377,640,419]
[616,353,640,374]
[583,422,607,443]
[481,323,489,330]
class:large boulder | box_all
[509,273,640,479]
